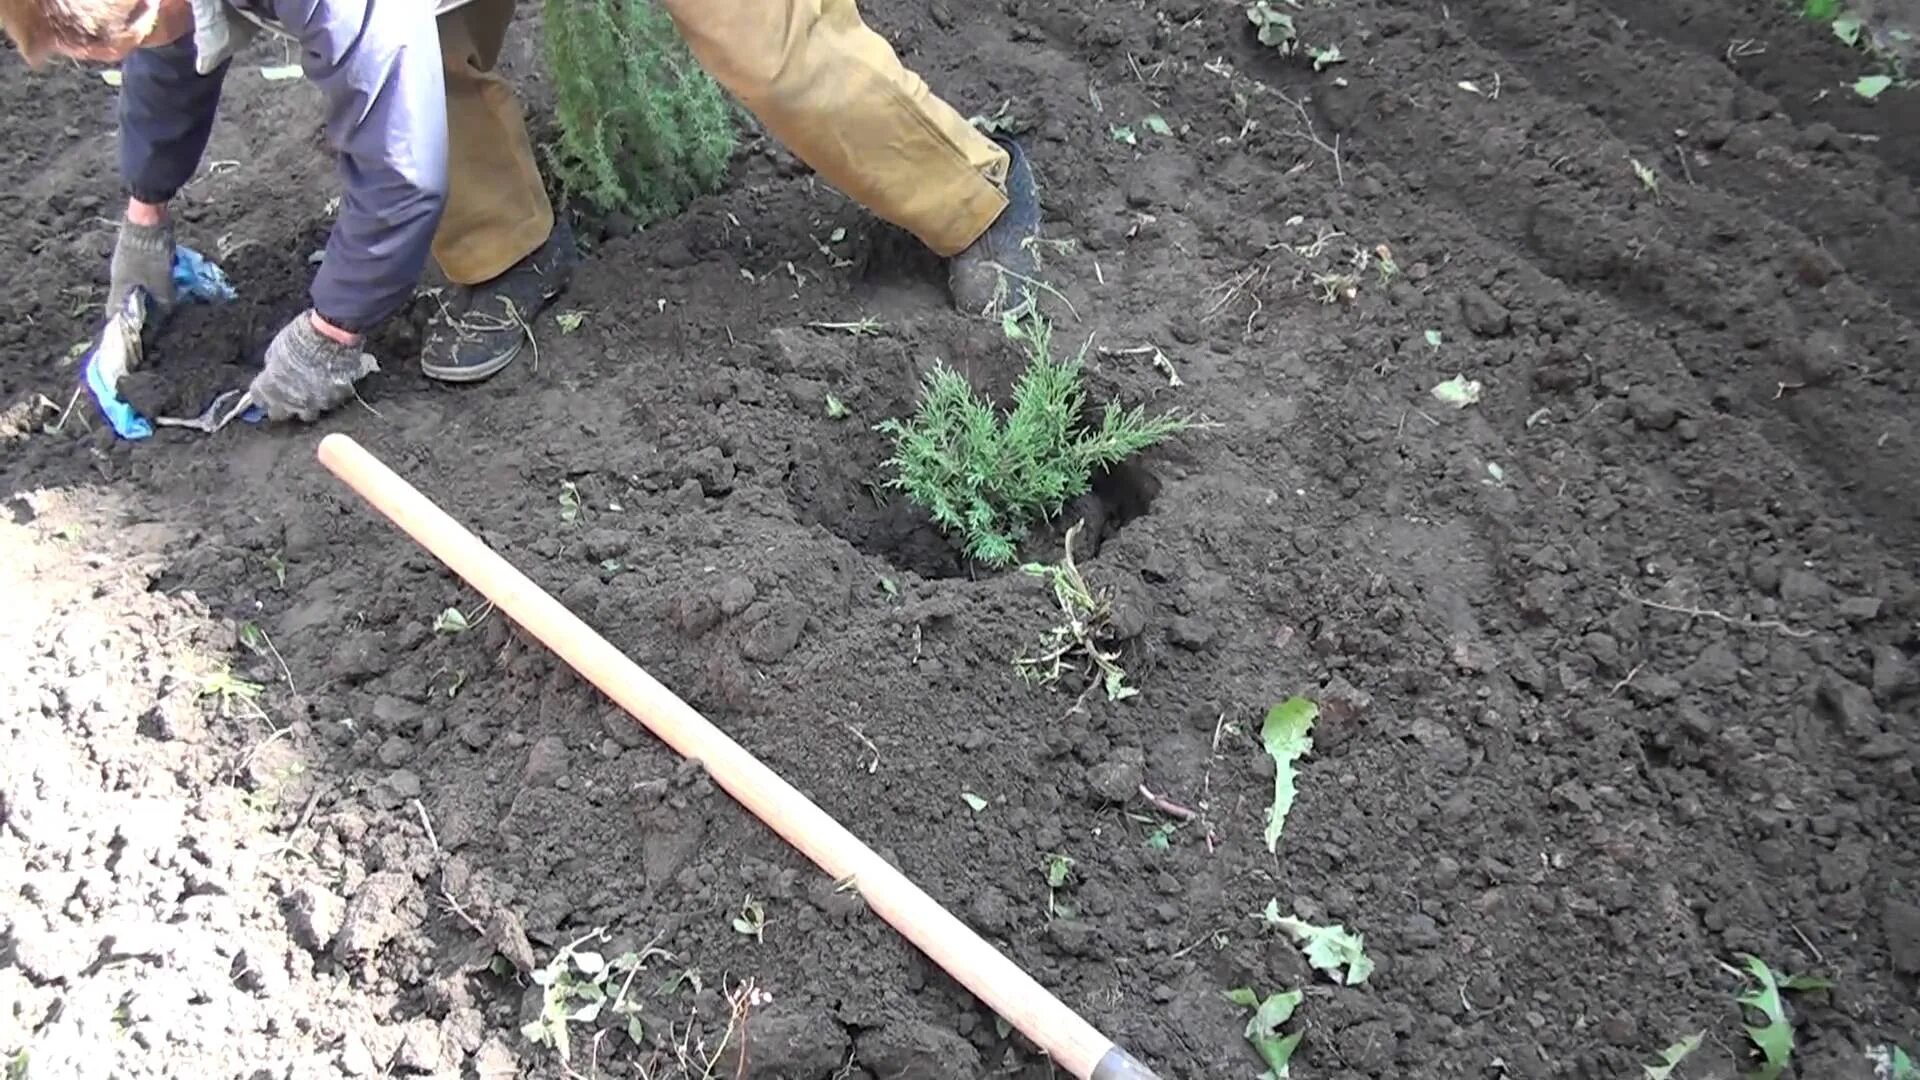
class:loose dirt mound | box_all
[3,1,1916,1078]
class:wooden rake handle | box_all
[315,434,1164,1080]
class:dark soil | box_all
[4,1,1918,1078]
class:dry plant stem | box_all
[1276,90,1343,186]
[314,435,1157,1080]
[1620,586,1814,639]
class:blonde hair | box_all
[0,0,144,66]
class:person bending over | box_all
[0,0,1043,421]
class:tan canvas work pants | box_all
[431,0,554,284]
[658,0,1011,256]
[433,0,1012,284]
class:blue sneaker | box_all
[948,136,1043,316]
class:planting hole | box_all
[788,447,1161,581]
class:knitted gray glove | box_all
[109,218,175,312]
[248,312,380,422]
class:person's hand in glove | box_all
[248,311,380,422]
[189,0,259,75]
[109,206,176,313]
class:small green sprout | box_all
[731,896,766,942]
[1041,853,1075,917]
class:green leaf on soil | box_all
[1802,0,1840,18]
[1431,374,1483,408]
[1246,0,1298,49]
[732,896,766,942]
[1424,329,1443,349]
[1261,697,1317,851]
[1642,1031,1704,1080]
[1831,13,1864,45]
[1241,989,1304,1077]
[1266,907,1375,985]
[1110,124,1137,145]
[626,1016,645,1044]
[556,310,586,334]
[1043,853,1074,888]
[962,792,989,812]
[1223,987,1261,1008]
[1853,74,1893,100]
[1890,1045,1917,1080]
[434,607,470,634]
[239,622,268,654]
[826,394,850,420]
[1730,954,1830,1080]
[101,70,122,86]
[1144,114,1174,136]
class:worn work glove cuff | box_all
[110,219,176,309]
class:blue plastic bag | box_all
[79,243,259,439]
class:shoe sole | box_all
[420,336,524,384]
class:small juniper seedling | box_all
[541,0,736,223]
[876,311,1192,567]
